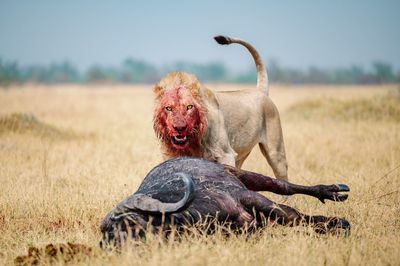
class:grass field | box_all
[0,84,399,265]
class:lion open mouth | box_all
[171,135,189,147]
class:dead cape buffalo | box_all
[101,157,350,246]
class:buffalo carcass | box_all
[101,157,350,245]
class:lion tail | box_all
[214,35,269,95]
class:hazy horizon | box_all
[1,1,399,72]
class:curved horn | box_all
[116,172,194,216]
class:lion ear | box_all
[153,85,163,95]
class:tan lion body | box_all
[153,36,288,180]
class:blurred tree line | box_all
[1,57,399,86]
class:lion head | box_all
[153,72,207,157]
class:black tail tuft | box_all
[214,35,231,45]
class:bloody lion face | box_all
[153,72,207,157]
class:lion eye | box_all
[165,106,172,111]
[187,105,193,110]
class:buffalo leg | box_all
[225,165,349,203]
[238,190,350,233]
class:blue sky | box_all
[0,0,399,71]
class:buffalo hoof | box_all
[314,217,351,236]
[317,184,350,203]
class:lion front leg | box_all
[217,152,236,166]
[202,144,236,166]
[202,111,237,167]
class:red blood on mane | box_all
[153,84,207,158]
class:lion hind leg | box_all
[259,142,288,180]
[259,99,288,180]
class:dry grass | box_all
[286,91,400,122]
[0,84,399,265]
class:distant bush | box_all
[1,57,399,85]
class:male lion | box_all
[153,35,288,180]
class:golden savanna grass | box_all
[0,84,399,265]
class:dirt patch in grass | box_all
[0,113,81,140]
[14,242,93,265]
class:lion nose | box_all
[173,125,187,133]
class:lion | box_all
[153,35,288,180]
